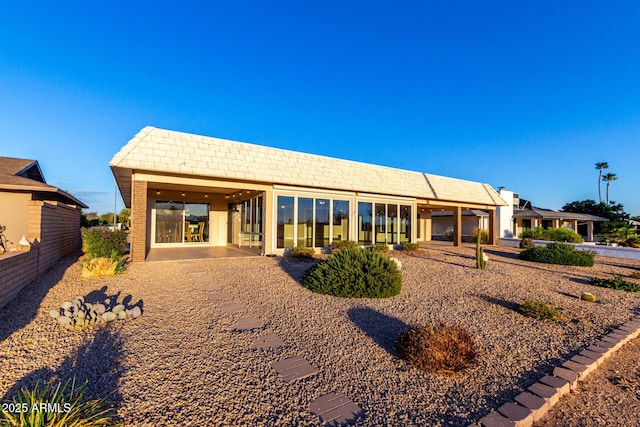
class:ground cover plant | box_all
[396,322,479,376]
[518,242,595,266]
[590,276,640,292]
[519,238,535,249]
[517,299,564,322]
[400,242,420,251]
[330,240,360,253]
[301,246,401,298]
[0,377,120,426]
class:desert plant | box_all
[580,292,597,302]
[400,242,420,251]
[519,238,535,249]
[301,247,401,298]
[330,240,360,253]
[81,255,127,278]
[0,377,120,426]
[443,228,454,242]
[82,229,127,260]
[396,322,479,376]
[476,235,487,270]
[518,242,595,267]
[517,299,564,321]
[370,243,390,253]
[290,246,315,259]
[589,276,640,292]
[520,226,583,243]
[471,228,489,244]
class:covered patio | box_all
[145,245,260,262]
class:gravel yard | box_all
[1,244,639,426]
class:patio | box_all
[144,245,260,262]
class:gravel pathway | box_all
[1,245,639,426]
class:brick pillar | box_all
[131,180,148,262]
[453,206,462,247]
[488,209,497,245]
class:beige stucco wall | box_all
[0,192,30,249]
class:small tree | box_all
[603,172,618,205]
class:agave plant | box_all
[1,377,120,426]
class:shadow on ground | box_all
[347,306,410,356]
[276,256,318,283]
[85,285,144,315]
[0,252,80,344]
[475,294,520,313]
[2,325,125,420]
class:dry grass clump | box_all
[397,322,479,376]
[517,299,564,322]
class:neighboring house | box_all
[0,156,87,309]
[496,188,607,242]
[110,127,507,261]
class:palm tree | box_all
[603,172,618,205]
[595,162,609,203]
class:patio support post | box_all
[453,206,462,246]
[488,209,497,244]
[587,221,594,242]
[573,219,578,232]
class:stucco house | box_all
[110,127,507,262]
[496,188,608,242]
[0,156,87,309]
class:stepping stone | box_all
[190,269,206,276]
[251,334,285,350]
[208,292,234,301]
[309,392,363,426]
[271,356,317,382]
[233,317,264,331]
[220,303,246,314]
[192,276,209,284]
[197,283,222,291]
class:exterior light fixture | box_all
[182,193,186,197]
[204,194,208,198]
[156,191,161,195]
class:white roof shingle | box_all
[110,126,506,207]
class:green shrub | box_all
[517,299,564,321]
[396,322,479,376]
[519,226,583,243]
[1,377,120,426]
[518,242,595,266]
[471,228,489,244]
[82,229,127,260]
[330,240,360,253]
[370,243,390,253]
[400,242,420,251]
[443,228,454,242]
[290,246,315,259]
[590,276,640,292]
[519,238,536,249]
[301,247,401,298]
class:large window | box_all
[358,202,372,245]
[375,203,386,244]
[332,200,349,243]
[387,204,397,244]
[298,198,313,248]
[277,196,294,248]
[315,199,330,247]
[400,205,411,242]
[155,201,209,244]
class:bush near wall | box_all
[301,247,402,298]
[518,242,595,267]
[520,226,583,243]
[82,229,127,260]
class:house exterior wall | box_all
[131,178,148,262]
[497,189,514,237]
[0,192,30,248]
[0,200,82,310]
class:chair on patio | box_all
[184,221,193,242]
[192,222,205,242]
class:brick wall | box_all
[0,201,82,310]
[131,180,148,262]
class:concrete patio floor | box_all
[145,245,260,262]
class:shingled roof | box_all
[111,126,507,207]
[0,156,88,208]
[513,207,608,222]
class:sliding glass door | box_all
[155,201,209,244]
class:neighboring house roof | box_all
[431,209,489,217]
[513,207,608,222]
[0,156,88,208]
[111,126,507,208]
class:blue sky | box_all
[1,1,639,215]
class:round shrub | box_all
[301,247,401,298]
[397,322,478,376]
[519,238,535,249]
[518,242,595,266]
